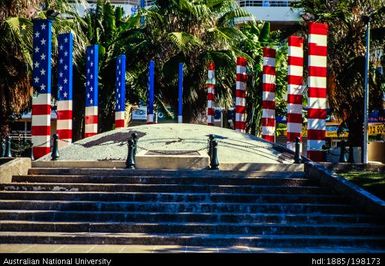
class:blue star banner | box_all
[57,33,73,101]
[32,19,52,94]
[115,54,126,128]
[147,60,155,124]
[178,63,184,123]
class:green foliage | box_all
[295,0,385,146]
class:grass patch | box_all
[339,171,385,201]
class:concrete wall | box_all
[0,158,31,183]
[304,162,385,220]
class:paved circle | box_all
[41,123,294,163]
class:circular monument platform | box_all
[41,124,294,163]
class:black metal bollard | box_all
[339,140,347,162]
[208,134,215,158]
[1,138,5,157]
[348,145,354,163]
[51,134,60,161]
[126,139,136,169]
[294,137,301,164]
[4,136,12,158]
[30,142,34,161]
[132,132,138,157]
[210,139,219,170]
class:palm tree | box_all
[294,0,385,148]
[120,0,251,123]
[0,0,40,138]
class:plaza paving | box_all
[40,123,294,164]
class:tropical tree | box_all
[119,0,252,123]
[294,0,385,148]
[0,0,40,138]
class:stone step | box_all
[0,210,376,224]
[28,168,304,179]
[0,200,358,214]
[1,231,384,247]
[0,183,328,194]
[1,221,384,236]
[12,175,313,186]
[0,191,345,204]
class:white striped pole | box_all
[286,36,304,151]
[307,22,328,162]
[262,48,276,142]
[235,57,247,132]
[32,19,52,159]
[207,62,215,126]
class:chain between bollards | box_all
[51,134,60,161]
[294,137,301,164]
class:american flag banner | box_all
[56,32,73,146]
[262,47,276,142]
[84,45,99,138]
[206,62,215,126]
[178,63,184,123]
[235,57,247,133]
[32,19,52,159]
[147,60,155,124]
[286,36,304,152]
[115,54,126,129]
[307,22,328,162]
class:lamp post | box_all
[362,15,371,164]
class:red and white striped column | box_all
[262,48,276,142]
[207,62,215,126]
[286,36,304,151]
[307,22,328,162]
[235,57,247,132]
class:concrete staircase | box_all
[0,167,384,251]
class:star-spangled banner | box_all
[32,19,52,94]
[56,32,74,144]
[84,44,99,138]
[115,54,126,112]
[86,45,98,107]
[32,19,52,159]
[57,33,73,101]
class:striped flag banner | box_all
[115,54,126,129]
[178,63,184,123]
[235,57,247,132]
[32,19,52,159]
[286,36,304,151]
[56,32,73,147]
[262,48,276,142]
[307,22,328,162]
[84,45,99,138]
[207,62,215,126]
[147,60,155,124]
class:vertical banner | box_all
[235,57,247,132]
[207,62,215,126]
[307,22,328,162]
[115,54,126,129]
[147,60,155,124]
[84,45,99,138]
[32,19,52,159]
[262,48,276,142]
[178,63,184,123]
[286,36,304,151]
[56,32,73,146]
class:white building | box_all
[74,0,301,23]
